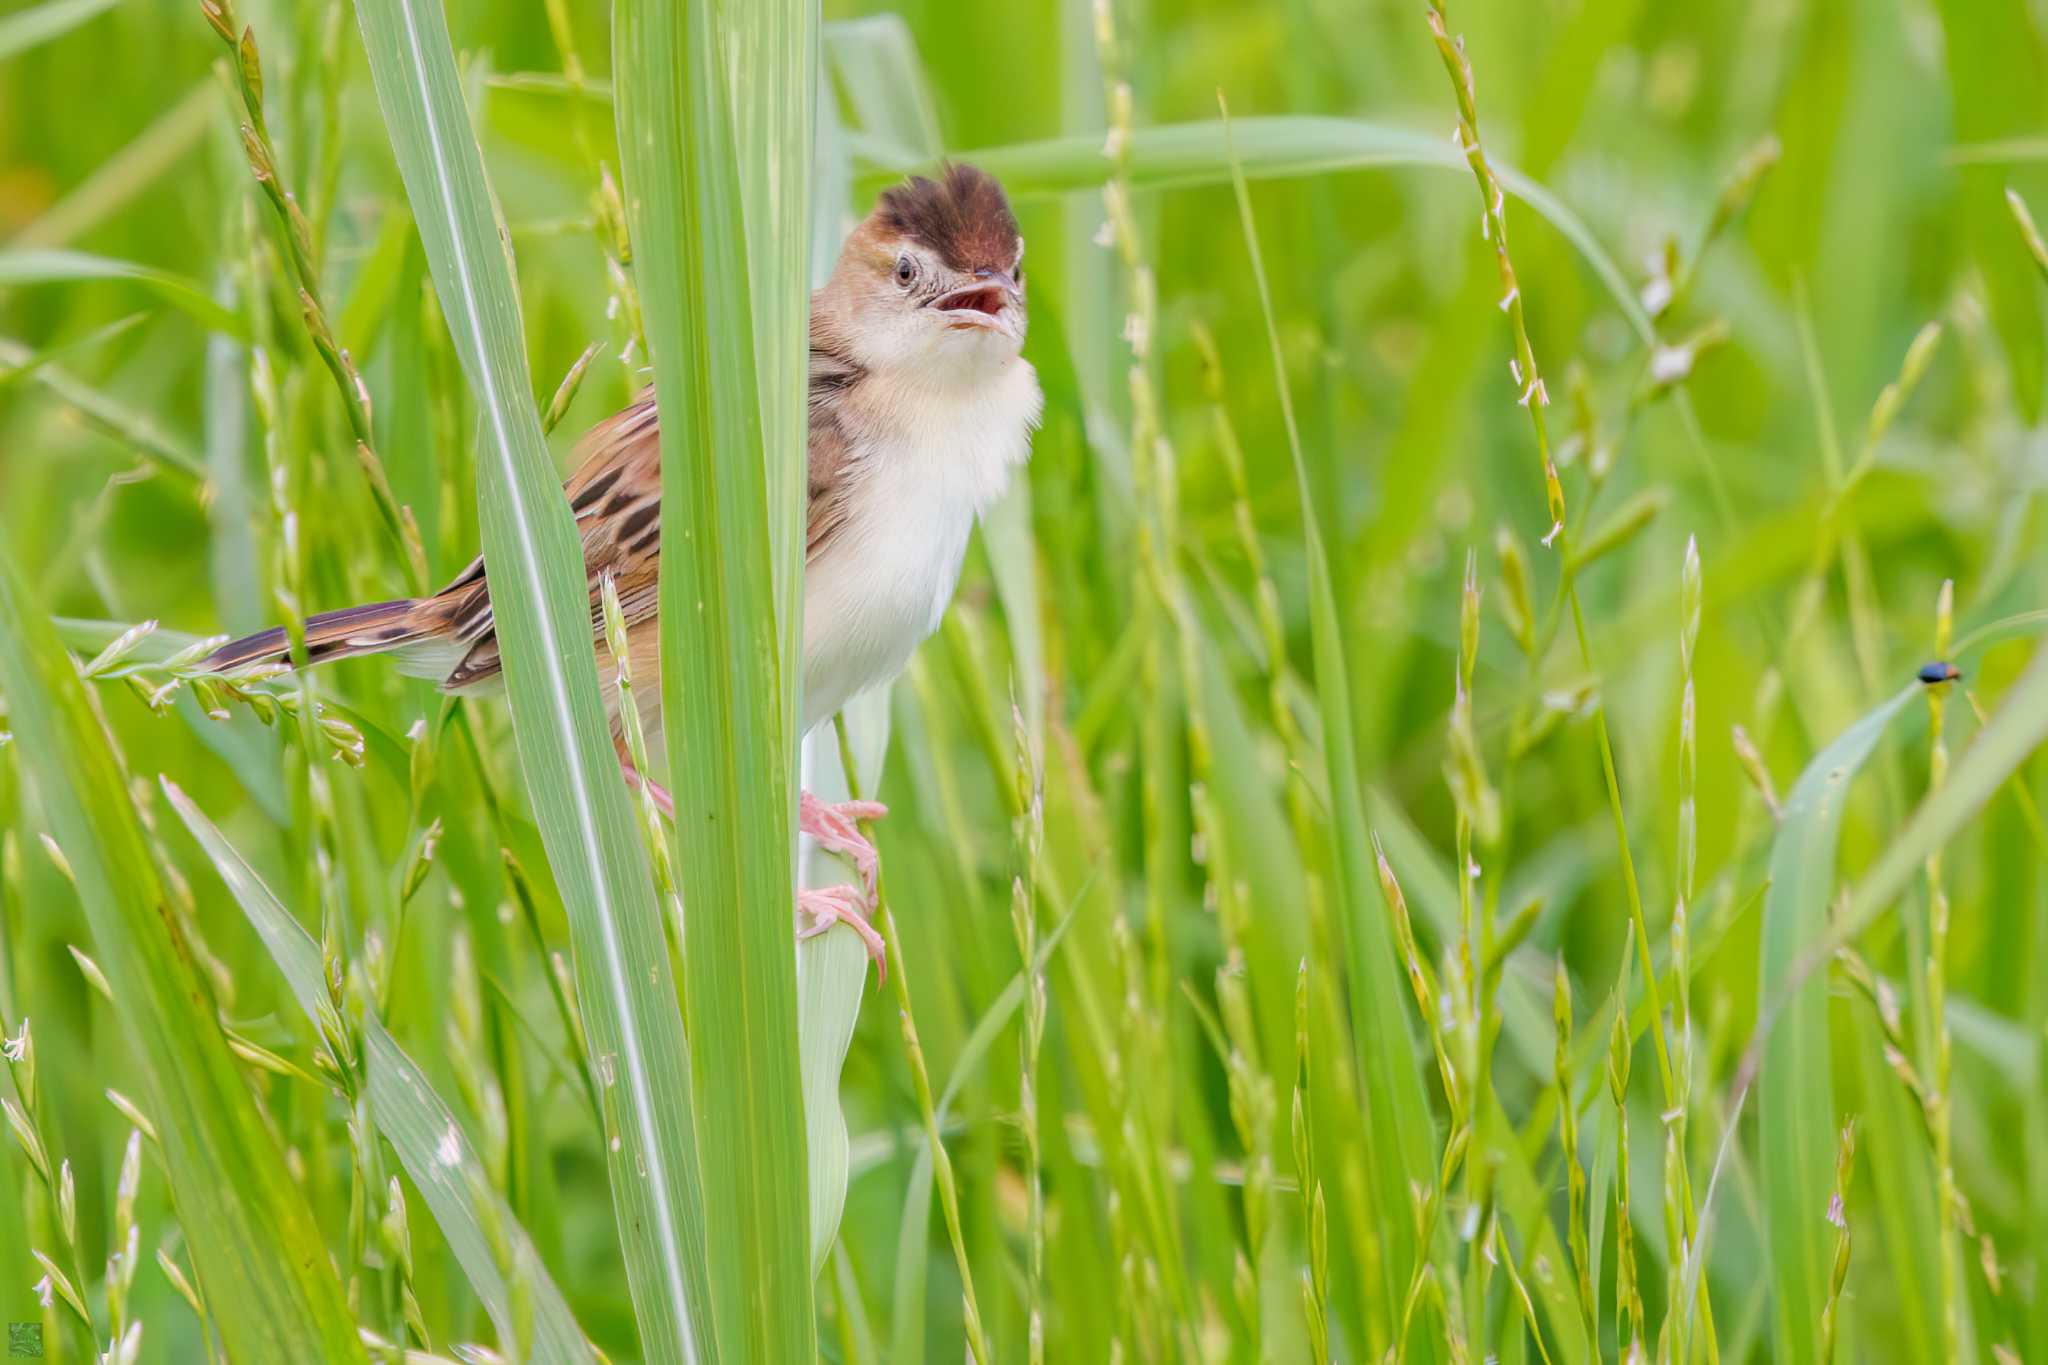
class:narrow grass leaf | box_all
[164,779,598,1365]
[923,116,1652,342]
[1223,105,1440,1330]
[0,548,364,1362]
[1759,684,1914,1364]
[1836,642,2048,946]
[824,16,944,161]
[0,337,206,481]
[0,0,115,60]
[0,250,250,341]
[348,0,713,1356]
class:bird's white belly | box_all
[796,353,1038,736]
[798,461,977,735]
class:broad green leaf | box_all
[1758,684,1915,1364]
[0,547,365,1363]
[789,29,880,1286]
[163,779,599,1365]
[796,686,886,1275]
[614,0,813,1356]
[348,0,714,1358]
[0,249,250,341]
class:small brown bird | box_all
[203,165,1041,966]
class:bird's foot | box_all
[797,884,886,981]
[799,790,887,897]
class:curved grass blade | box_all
[887,898,1081,1364]
[0,549,365,1363]
[897,115,1653,343]
[1698,640,2048,1336]
[0,0,115,60]
[162,779,598,1365]
[795,687,888,1275]
[0,249,250,341]
[348,0,713,1357]
[614,0,815,1352]
[1221,105,1440,1328]
[823,16,944,163]
[0,336,206,481]
[1835,639,2048,947]
[797,925,867,1276]
[0,311,146,389]
[1758,684,1915,1364]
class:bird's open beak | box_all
[932,271,1022,334]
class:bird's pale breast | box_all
[799,357,1039,733]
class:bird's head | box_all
[826,164,1027,375]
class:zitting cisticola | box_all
[203,165,1042,967]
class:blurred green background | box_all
[2,0,2046,1359]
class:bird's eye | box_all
[1014,264,1025,288]
[894,254,915,286]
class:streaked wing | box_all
[428,333,869,693]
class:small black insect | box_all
[1917,660,1961,685]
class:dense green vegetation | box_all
[2,0,2046,1359]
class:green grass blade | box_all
[0,549,366,1363]
[919,115,1651,342]
[0,0,114,60]
[202,278,264,638]
[0,335,206,481]
[1758,684,1915,1364]
[613,0,814,1355]
[1222,106,1440,1332]
[823,16,944,160]
[162,778,599,1365]
[1837,642,2048,944]
[0,249,250,341]
[348,0,714,1357]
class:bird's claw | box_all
[797,884,887,983]
[800,790,887,897]
[627,775,889,980]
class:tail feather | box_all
[202,599,427,674]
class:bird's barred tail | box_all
[201,599,427,674]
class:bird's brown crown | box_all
[877,164,1020,274]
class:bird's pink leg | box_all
[620,758,888,979]
[800,789,887,898]
[797,884,887,981]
